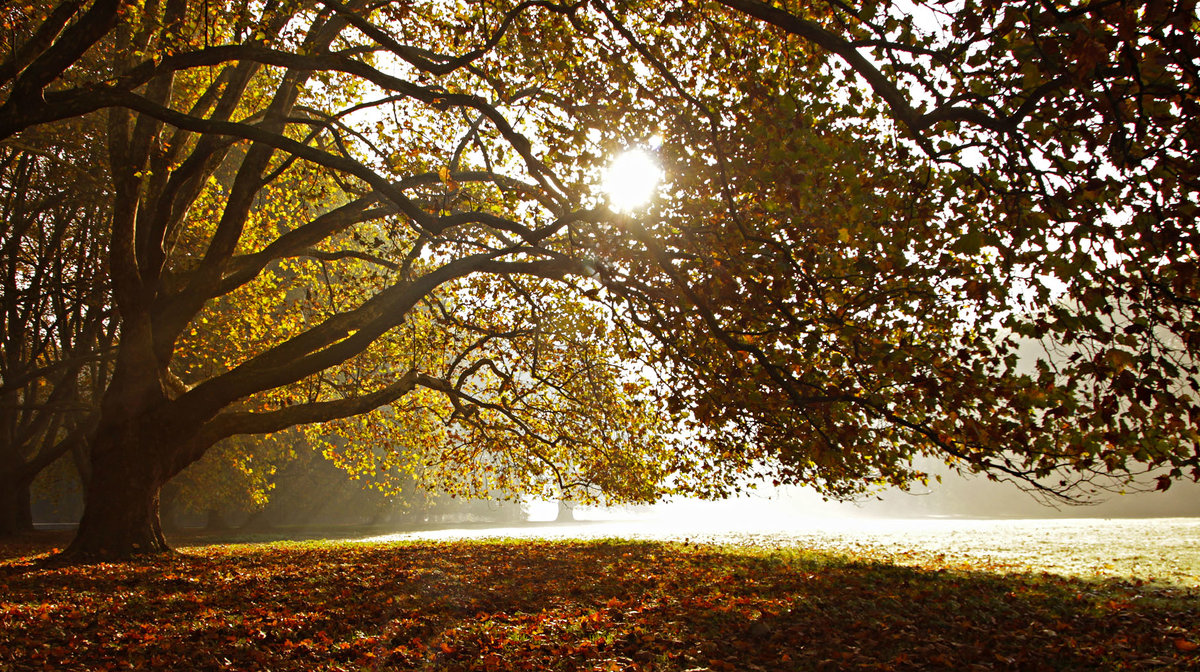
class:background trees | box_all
[0,0,1194,558]
[0,117,114,534]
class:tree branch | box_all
[177,369,422,471]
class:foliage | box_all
[0,0,1196,555]
[1,536,1199,670]
[166,433,296,518]
[580,0,1200,500]
[0,0,709,556]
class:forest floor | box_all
[0,528,1198,670]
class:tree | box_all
[0,0,1195,558]
[0,117,114,534]
[0,0,706,558]
[162,432,295,529]
[611,0,1200,499]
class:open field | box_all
[362,515,1200,588]
[1,520,1199,670]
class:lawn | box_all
[1,532,1197,670]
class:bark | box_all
[64,429,171,559]
[0,473,34,535]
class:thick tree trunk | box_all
[0,474,34,535]
[64,436,171,559]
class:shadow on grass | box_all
[1,537,1197,670]
[167,519,617,548]
[0,519,615,562]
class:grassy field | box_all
[1,529,1198,670]
[353,515,1200,587]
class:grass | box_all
[1,531,1198,670]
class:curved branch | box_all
[320,0,586,76]
[174,251,584,425]
[178,369,422,470]
[713,0,1071,140]
[0,0,121,124]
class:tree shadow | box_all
[0,539,1195,670]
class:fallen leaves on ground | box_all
[0,536,1197,670]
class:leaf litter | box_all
[1,528,1198,670]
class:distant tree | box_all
[0,0,1195,558]
[556,500,575,522]
[165,430,527,531]
[163,433,295,529]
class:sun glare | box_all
[604,149,662,213]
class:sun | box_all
[603,149,662,213]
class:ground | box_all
[1,523,1198,670]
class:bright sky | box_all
[603,148,662,212]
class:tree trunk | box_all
[0,473,34,535]
[64,437,171,559]
[204,508,230,531]
[556,500,575,522]
[239,507,275,531]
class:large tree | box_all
[1,0,702,558]
[0,0,1195,558]
[626,0,1200,498]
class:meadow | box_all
[1,519,1198,670]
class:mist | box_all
[524,467,1200,525]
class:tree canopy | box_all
[0,0,1195,557]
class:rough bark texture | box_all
[64,433,171,558]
